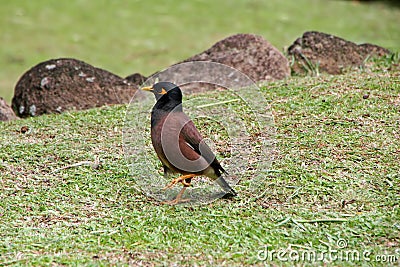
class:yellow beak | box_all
[141,86,153,91]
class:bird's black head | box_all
[143,83,183,113]
[142,82,179,101]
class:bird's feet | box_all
[163,174,196,190]
[162,197,190,205]
[162,186,190,205]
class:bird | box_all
[141,82,237,204]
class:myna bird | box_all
[142,82,237,204]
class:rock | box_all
[12,58,139,117]
[125,73,147,86]
[288,31,390,75]
[182,33,291,82]
[126,34,290,94]
[0,97,17,121]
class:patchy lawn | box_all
[1,68,399,266]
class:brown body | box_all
[143,82,236,204]
[151,111,221,179]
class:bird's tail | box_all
[215,176,237,198]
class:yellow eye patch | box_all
[160,88,167,95]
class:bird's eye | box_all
[160,88,167,95]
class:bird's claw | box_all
[162,198,190,205]
[163,174,195,190]
[162,185,191,205]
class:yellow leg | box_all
[162,186,190,205]
[163,174,196,190]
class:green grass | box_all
[1,0,400,103]
[1,1,400,265]
[1,69,399,266]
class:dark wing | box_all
[179,114,226,175]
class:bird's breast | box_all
[150,114,211,175]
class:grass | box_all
[1,0,400,265]
[1,0,400,103]
[1,68,399,266]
